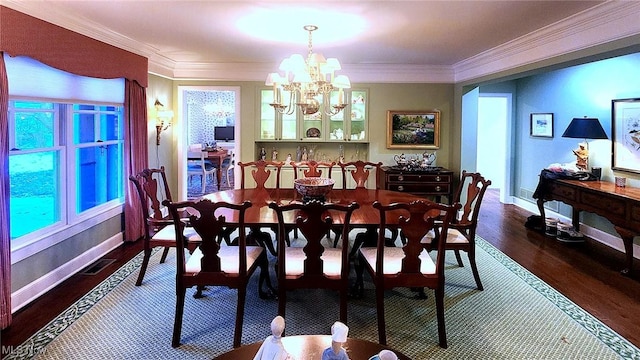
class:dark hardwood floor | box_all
[2,189,639,351]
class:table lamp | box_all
[561,116,608,171]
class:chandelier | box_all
[265,25,351,116]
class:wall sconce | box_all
[154,99,174,145]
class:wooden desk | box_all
[213,335,411,360]
[536,179,640,275]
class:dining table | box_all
[201,187,427,229]
[213,335,411,360]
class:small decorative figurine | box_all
[253,316,290,360]
[338,145,345,164]
[377,350,398,360]
[286,153,292,163]
[272,147,278,161]
[572,143,589,170]
[260,147,267,161]
[296,146,302,162]
[322,321,349,360]
[301,146,308,161]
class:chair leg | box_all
[234,287,246,348]
[353,253,365,298]
[332,226,343,248]
[435,287,448,348]
[468,248,484,290]
[159,246,171,263]
[172,287,186,348]
[135,248,152,286]
[339,287,348,324]
[376,285,387,345]
[201,174,206,193]
[454,249,464,267]
[257,252,276,299]
[277,288,287,326]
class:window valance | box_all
[0,6,148,87]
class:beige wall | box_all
[146,75,456,195]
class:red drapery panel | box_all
[124,80,148,242]
[0,6,147,87]
[0,53,12,329]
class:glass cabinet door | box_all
[349,89,367,141]
[259,89,298,141]
[301,95,323,141]
[328,91,347,141]
[259,89,276,140]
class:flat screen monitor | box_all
[214,126,234,141]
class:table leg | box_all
[614,226,635,276]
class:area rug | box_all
[5,235,639,360]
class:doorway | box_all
[477,94,511,203]
[177,86,241,200]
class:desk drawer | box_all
[388,183,450,194]
[388,173,451,183]
[551,183,576,201]
[580,192,625,216]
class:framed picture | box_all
[612,98,640,174]
[530,113,554,138]
[386,110,440,149]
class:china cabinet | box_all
[259,88,368,143]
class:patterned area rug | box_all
[6,234,639,360]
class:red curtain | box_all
[0,53,12,329]
[124,80,148,242]
[0,7,151,324]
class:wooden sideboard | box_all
[378,166,454,203]
[536,178,640,275]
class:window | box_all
[8,100,124,241]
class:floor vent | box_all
[80,259,116,275]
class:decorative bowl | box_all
[294,177,335,199]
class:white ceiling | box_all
[5,1,640,83]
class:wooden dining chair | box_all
[424,170,491,290]
[269,200,360,326]
[338,160,382,189]
[333,161,383,249]
[355,199,460,348]
[164,198,273,348]
[238,159,283,190]
[237,159,284,254]
[128,167,200,286]
[291,160,336,179]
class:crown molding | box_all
[4,0,638,84]
[454,1,640,83]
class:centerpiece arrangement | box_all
[294,177,335,203]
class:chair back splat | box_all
[164,198,272,349]
[291,160,336,179]
[238,160,283,189]
[269,200,359,326]
[356,199,460,348]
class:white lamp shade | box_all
[292,71,312,83]
[325,58,341,71]
[332,75,351,89]
[287,54,306,71]
[265,72,281,86]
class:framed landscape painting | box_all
[612,98,640,174]
[530,113,554,138]
[387,110,440,149]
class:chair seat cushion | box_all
[283,247,343,277]
[152,224,201,242]
[360,247,436,275]
[185,245,264,274]
[424,228,469,244]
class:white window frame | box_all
[9,99,125,264]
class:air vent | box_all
[80,258,116,275]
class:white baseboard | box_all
[11,233,123,313]
[512,198,640,260]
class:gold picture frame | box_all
[386,110,440,149]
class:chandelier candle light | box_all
[266,25,351,116]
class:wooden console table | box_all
[378,166,454,203]
[536,178,640,275]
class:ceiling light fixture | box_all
[265,25,351,116]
